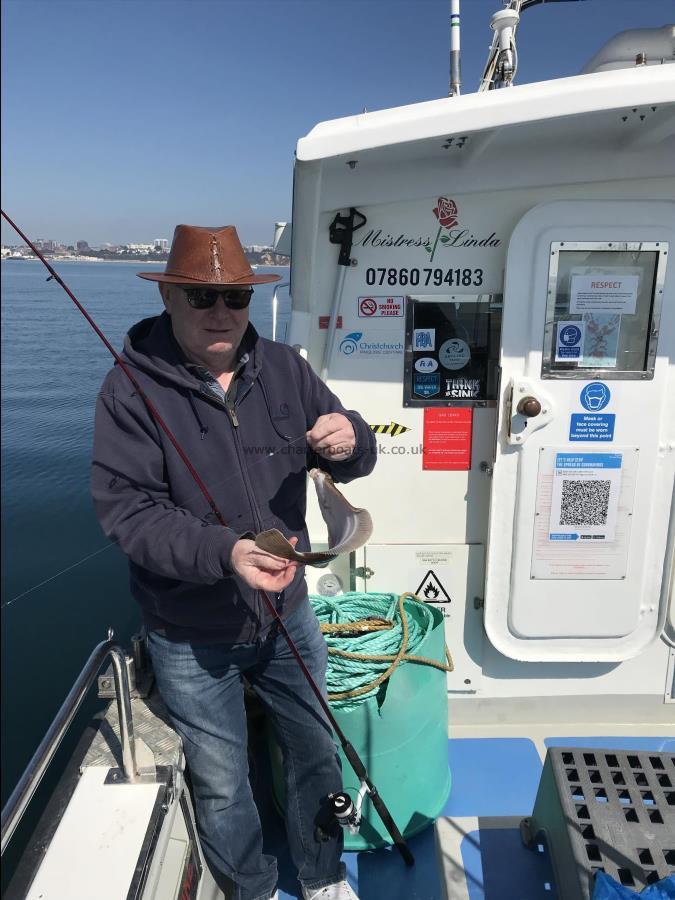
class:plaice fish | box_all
[254,468,373,567]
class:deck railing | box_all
[272,281,289,343]
[1,634,140,854]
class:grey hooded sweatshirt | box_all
[91,312,376,642]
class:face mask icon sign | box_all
[580,382,610,412]
[560,325,581,346]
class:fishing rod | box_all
[1,209,415,867]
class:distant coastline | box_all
[2,255,290,267]
[3,256,164,264]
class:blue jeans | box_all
[146,600,345,900]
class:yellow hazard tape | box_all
[370,421,411,437]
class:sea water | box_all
[0,259,290,877]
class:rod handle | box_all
[366,784,415,867]
[341,743,415,867]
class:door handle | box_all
[506,378,555,445]
[516,396,542,418]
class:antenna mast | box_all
[479,0,588,92]
[449,0,461,96]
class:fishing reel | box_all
[315,782,369,841]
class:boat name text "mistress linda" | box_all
[354,228,502,250]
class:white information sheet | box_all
[531,448,638,580]
[570,274,639,315]
[548,453,622,542]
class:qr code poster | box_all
[531,448,638,580]
[548,453,622,542]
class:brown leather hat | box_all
[137,224,281,286]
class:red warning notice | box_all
[422,408,473,471]
[319,315,342,329]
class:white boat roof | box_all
[297,65,675,163]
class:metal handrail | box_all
[271,281,289,343]
[1,633,141,854]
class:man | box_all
[91,224,376,900]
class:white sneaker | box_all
[302,881,359,900]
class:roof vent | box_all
[581,25,674,74]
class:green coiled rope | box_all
[310,591,454,711]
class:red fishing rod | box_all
[1,209,414,867]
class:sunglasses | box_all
[183,287,254,310]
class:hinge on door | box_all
[353,566,374,580]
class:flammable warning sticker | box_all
[415,569,451,604]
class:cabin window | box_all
[542,242,667,379]
[404,295,502,406]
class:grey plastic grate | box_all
[521,747,675,899]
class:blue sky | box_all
[1,0,672,246]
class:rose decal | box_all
[426,196,459,261]
[433,197,458,229]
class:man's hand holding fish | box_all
[231,536,299,591]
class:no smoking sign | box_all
[357,296,404,318]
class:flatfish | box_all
[255,468,373,567]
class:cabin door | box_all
[484,200,675,662]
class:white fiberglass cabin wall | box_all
[285,62,675,720]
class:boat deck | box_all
[258,724,674,900]
[8,692,673,899]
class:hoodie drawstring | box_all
[258,374,294,442]
[187,392,209,440]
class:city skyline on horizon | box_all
[1,237,170,249]
[2,0,673,246]
[1,235,273,250]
